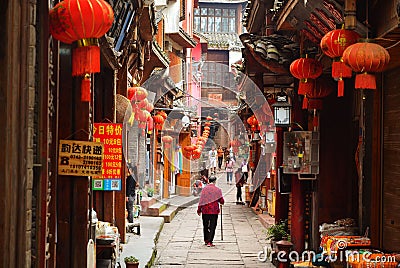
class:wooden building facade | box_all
[243,0,400,252]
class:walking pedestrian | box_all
[225,156,235,184]
[217,146,224,171]
[208,146,217,174]
[235,168,245,204]
[126,166,138,223]
[197,176,225,247]
[241,158,249,182]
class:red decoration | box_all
[290,56,323,95]
[320,28,359,96]
[49,0,114,102]
[204,126,210,131]
[162,135,173,148]
[192,148,202,160]
[304,78,334,127]
[146,116,154,134]
[204,121,211,127]
[153,114,165,130]
[342,40,390,90]
[206,116,213,121]
[158,111,167,119]
[247,115,259,131]
[128,87,148,102]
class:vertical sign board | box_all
[58,140,104,176]
[92,123,123,191]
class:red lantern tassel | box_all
[332,61,352,79]
[338,78,345,97]
[81,75,91,102]
[72,45,101,76]
[355,73,377,90]
[302,96,308,110]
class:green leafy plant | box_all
[124,256,139,263]
[266,220,290,241]
[147,187,154,197]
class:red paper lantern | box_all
[290,56,323,95]
[204,121,211,127]
[128,87,148,102]
[162,135,173,148]
[192,148,202,160]
[342,40,390,90]
[204,126,210,131]
[206,116,213,121]
[146,116,154,134]
[158,111,167,119]
[153,114,165,130]
[303,78,334,127]
[49,0,114,102]
[320,29,360,96]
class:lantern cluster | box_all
[49,0,114,102]
[127,86,155,135]
[320,28,359,96]
[183,120,212,160]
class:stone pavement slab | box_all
[153,173,275,267]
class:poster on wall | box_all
[92,123,123,190]
[58,140,104,176]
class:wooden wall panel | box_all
[382,69,400,251]
[317,83,358,225]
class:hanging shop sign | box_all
[58,140,104,176]
[93,123,123,190]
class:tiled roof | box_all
[202,33,243,51]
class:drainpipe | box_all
[345,0,357,29]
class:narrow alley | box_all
[153,171,274,267]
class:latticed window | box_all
[194,7,236,33]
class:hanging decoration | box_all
[49,0,114,102]
[290,55,323,95]
[246,115,259,132]
[146,116,154,134]
[342,40,390,90]
[128,86,148,102]
[320,28,360,97]
[305,77,334,127]
[153,114,165,131]
[161,135,173,149]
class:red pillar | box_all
[290,176,305,252]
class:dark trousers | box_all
[202,214,218,243]
[127,196,135,223]
[236,186,242,202]
[242,172,248,182]
[218,157,223,169]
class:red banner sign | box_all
[93,123,123,179]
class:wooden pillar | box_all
[291,176,305,252]
[57,44,89,268]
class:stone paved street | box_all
[153,171,275,267]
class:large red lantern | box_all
[342,40,390,90]
[320,28,360,97]
[290,56,323,95]
[247,115,259,132]
[49,0,114,102]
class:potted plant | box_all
[124,256,139,268]
[266,220,290,249]
[147,187,154,197]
